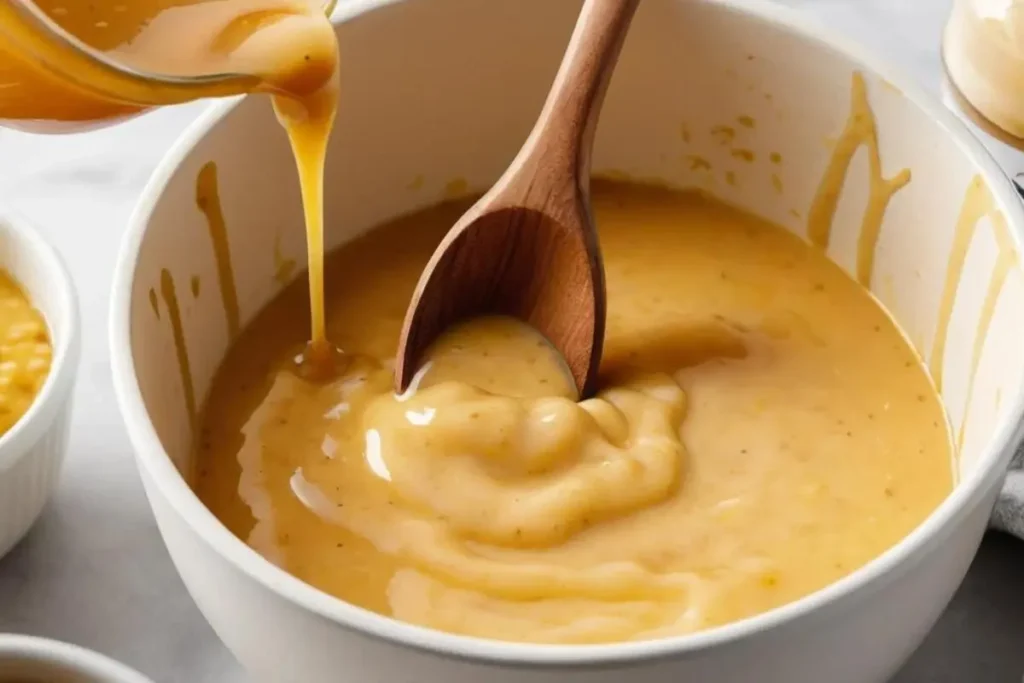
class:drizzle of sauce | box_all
[807,72,911,288]
[273,85,339,366]
[160,268,197,443]
[929,175,996,393]
[190,275,201,298]
[196,161,240,340]
[148,288,160,319]
[956,211,1016,453]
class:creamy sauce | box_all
[194,181,952,644]
[0,271,52,437]
[807,72,911,288]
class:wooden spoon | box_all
[395,0,641,398]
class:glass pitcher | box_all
[0,0,335,133]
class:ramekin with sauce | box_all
[0,210,79,561]
[111,0,1024,681]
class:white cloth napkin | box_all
[992,447,1024,538]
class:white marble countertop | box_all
[1,1,1023,682]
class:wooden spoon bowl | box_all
[395,0,640,398]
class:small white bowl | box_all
[0,635,153,682]
[111,0,1024,681]
[0,210,79,560]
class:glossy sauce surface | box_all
[194,181,953,644]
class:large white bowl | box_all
[110,0,1024,681]
[0,210,79,561]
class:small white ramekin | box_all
[0,210,80,561]
[0,635,153,682]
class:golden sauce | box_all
[160,268,196,447]
[807,72,911,288]
[194,181,952,644]
[0,271,51,437]
[196,162,240,340]
[929,175,997,393]
[274,83,337,360]
[943,177,1017,452]
[148,288,160,320]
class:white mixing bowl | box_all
[110,0,1024,681]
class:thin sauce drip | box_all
[196,161,241,340]
[160,268,197,446]
[807,72,911,287]
[957,216,1015,452]
[148,288,160,319]
[929,175,996,393]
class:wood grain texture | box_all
[395,0,641,398]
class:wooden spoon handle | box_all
[517,0,641,190]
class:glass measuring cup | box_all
[0,0,337,132]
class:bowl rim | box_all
[0,634,153,682]
[111,0,1024,668]
[0,208,80,474]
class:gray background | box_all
[1,0,1022,681]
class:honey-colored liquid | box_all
[0,0,339,359]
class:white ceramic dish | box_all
[110,0,1024,681]
[0,635,153,682]
[0,211,79,561]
